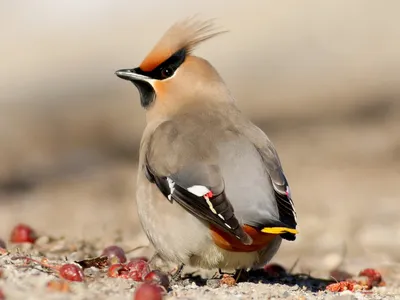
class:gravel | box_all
[1,240,400,300]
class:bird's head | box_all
[115,18,231,119]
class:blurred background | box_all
[1,1,400,273]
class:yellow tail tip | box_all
[261,227,298,235]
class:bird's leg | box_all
[148,252,160,267]
[217,268,248,282]
[212,270,221,279]
[218,268,236,277]
[234,269,244,282]
[171,263,185,281]
[235,268,249,282]
[235,269,243,281]
[149,253,184,281]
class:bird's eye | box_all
[160,66,174,79]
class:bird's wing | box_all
[263,163,297,240]
[145,120,252,245]
[249,126,298,240]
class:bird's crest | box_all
[140,17,227,72]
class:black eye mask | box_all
[134,48,186,80]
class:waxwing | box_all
[115,18,298,276]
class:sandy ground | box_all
[1,246,400,300]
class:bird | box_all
[115,18,298,277]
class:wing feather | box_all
[145,121,252,245]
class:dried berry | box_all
[46,280,71,293]
[326,281,356,292]
[144,270,170,290]
[108,264,129,279]
[101,246,127,265]
[133,283,163,300]
[10,224,37,244]
[75,256,108,270]
[59,264,84,282]
[0,239,6,249]
[326,280,368,292]
[220,274,236,286]
[263,263,287,277]
[126,258,150,281]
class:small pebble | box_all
[19,243,34,251]
[281,290,290,297]
[46,280,71,293]
[84,267,100,277]
[332,295,357,300]
[206,279,221,289]
[289,284,299,291]
[181,278,192,287]
[35,236,50,246]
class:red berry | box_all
[10,224,37,244]
[263,263,287,277]
[101,246,127,265]
[144,270,170,290]
[359,268,382,287]
[0,289,4,300]
[0,239,6,249]
[133,283,163,300]
[59,264,84,282]
[107,264,129,279]
[126,258,150,281]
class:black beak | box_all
[115,68,151,82]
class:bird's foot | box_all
[216,268,249,283]
[170,263,185,282]
[148,252,161,268]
